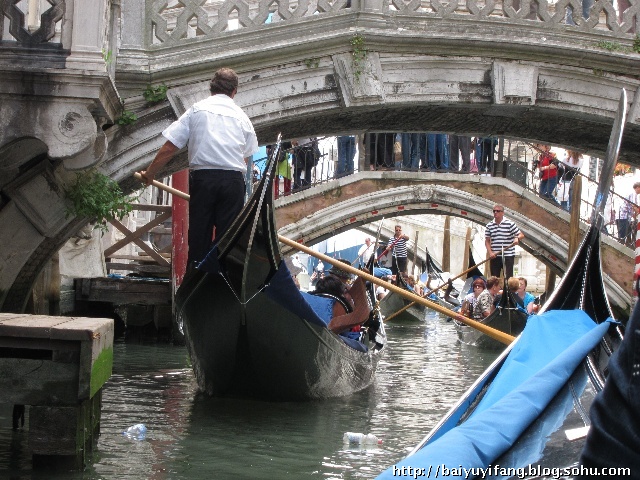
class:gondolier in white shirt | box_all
[141,67,259,268]
[356,237,377,266]
[485,204,524,280]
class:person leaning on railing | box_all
[615,182,640,244]
[557,150,584,211]
[536,144,559,203]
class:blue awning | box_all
[377,310,612,479]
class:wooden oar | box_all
[134,172,190,200]
[133,171,515,346]
[279,236,515,346]
[385,242,515,321]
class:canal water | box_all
[0,312,499,479]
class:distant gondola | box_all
[174,140,386,400]
[453,287,529,350]
[376,89,628,478]
[378,272,426,322]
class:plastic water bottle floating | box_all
[343,432,382,445]
[123,423,147,441]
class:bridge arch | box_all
[275,177,632,313]
[4,0,640,313]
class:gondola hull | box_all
[179,270,382,399]
[379,290,426,323]
[454,303,528,350]
[175,141,385,400]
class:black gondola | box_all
[174,140,386,400]
[376,89,627,478]
[453,287,529,350]
[378,271,426,322]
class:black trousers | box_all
[449,135,471,172]
[188,169,245,265]
[391,256,408,278]
[366,133,395,168]
[293,146,315,190]
[490,255,515,280]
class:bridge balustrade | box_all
[145,0,637,50]
[1,0,636,55]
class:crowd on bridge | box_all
[267,133,640,248]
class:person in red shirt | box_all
[537,145,559,203]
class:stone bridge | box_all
[1,0,639,312]
[274,172,634,315]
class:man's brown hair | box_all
[507,277,520,292]
[210,68,239,96]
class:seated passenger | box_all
[493,277,525,310]
[313,265,370,335]
[472,276,500,320]
[517,277,535,314]
[461,278,485,318]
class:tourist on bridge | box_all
[426,133,449,171]
[336,135,356,177]
[485,204,524,280]
[141,67,258,268]
[366,133,395,170]
[615,182,640,244]
[557,149,584,211]
[449,134,472,173]
[475,137,497,174]
[400,133,421,170]
[292,137,320,190]
[536,144,559,203]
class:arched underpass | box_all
[274,172,634,316]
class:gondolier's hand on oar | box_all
[138,141,180,186]
[487,238,520,259]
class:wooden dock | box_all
[0,313,114,469]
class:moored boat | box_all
[174,140,386,400]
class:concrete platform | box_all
[0,313,114,469]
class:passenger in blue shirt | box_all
[517,277,535,314]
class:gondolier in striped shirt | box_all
[485,204,524,280]
[383,225,410,279]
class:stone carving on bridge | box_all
[149,0,351,46]
[0,0,65,44]
[493,61,538,106]
[333,52,385,107]
[415,185,436,202]
[0,100,99,162]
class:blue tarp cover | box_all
[263,261,329,329]
[377,310,612,479]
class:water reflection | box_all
[0,314,498,479]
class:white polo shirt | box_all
[162,94,259,174]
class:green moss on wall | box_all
[90,346,113,398]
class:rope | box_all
[220,273,269,306]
